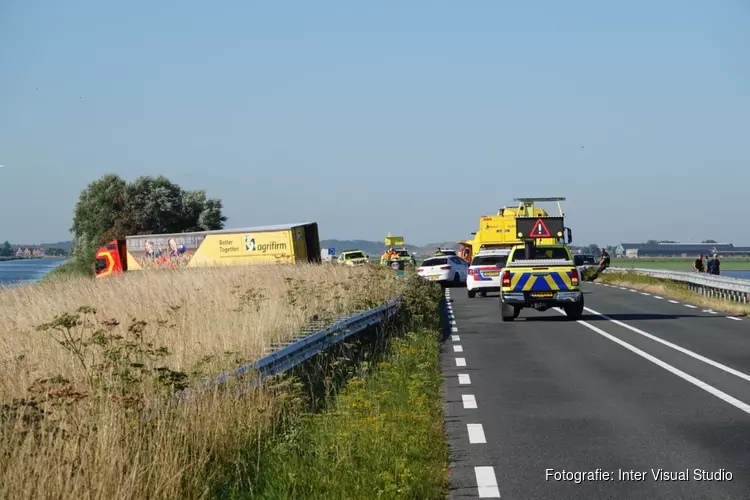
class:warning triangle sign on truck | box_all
[532,218,551,237]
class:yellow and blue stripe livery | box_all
[509,270,576,292]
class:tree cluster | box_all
[46,247,68,257]
[69,174,227,264]
[0,241,13,257]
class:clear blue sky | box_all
[1,1,748,246]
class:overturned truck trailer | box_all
[94,222,321,277]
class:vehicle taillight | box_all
[571,268,580,286]
[440,266,451,270]
[501,269,511,287]
[417,268,423,273]
[468,269,477,275]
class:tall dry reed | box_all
[0,263,401,499]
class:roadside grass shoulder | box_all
[240,328,448,500]
[598,271,750,316]
[231,273,449,500]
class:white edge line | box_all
[555,306,750,397]
[458,374,471,384]
[685,304,698,309]
[462,394,477,409]
[668,300,680,304]
[653,296,664,299]
[581,306,750,383]
[456,357,466,366]
[574,317,750,415]
[467,423,486,443]
[727,316,742,321]
[474,466,501,498]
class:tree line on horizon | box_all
[60,174,227,275]
[0,241,68,258]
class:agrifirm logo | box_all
[244,235,287,253]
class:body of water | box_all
[0,259,748,286]
[0,258,69,285]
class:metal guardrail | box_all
[172,296,402,404]
[607,267,750,303]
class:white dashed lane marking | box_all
[462,394,477,409]
[458,374,471,385]
[467,423,486,444]
[474,466,501,498]
[592,283,743,320]
[451,334,460,341]
[453,344,463,353]
[456,357,466,367]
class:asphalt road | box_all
[441,282,750,500]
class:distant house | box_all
[617,242,750,258]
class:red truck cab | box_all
[94,240,127,277]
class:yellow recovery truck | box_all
[497,198,583,321]
[456,199,568,263]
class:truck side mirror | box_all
[566,227,573,244]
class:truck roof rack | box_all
[513,197,566,202]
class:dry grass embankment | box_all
[599,271,750,316]
[0,263,402,499]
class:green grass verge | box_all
[612,258,750,271]
[240,327,449,500]
[38,258,93,282]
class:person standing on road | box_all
[707,254,721,275]
[693,254,705,272]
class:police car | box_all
[466,248,510,298]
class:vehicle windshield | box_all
[511,247,570,261]
[397,250,410,257]
[94,257,107,273]
[471,255,508,267]
[422,257,448,267]
[345,251,365,259]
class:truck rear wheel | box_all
[468,289,476,298]
[501,301,517,321]
[564,297,585,320]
